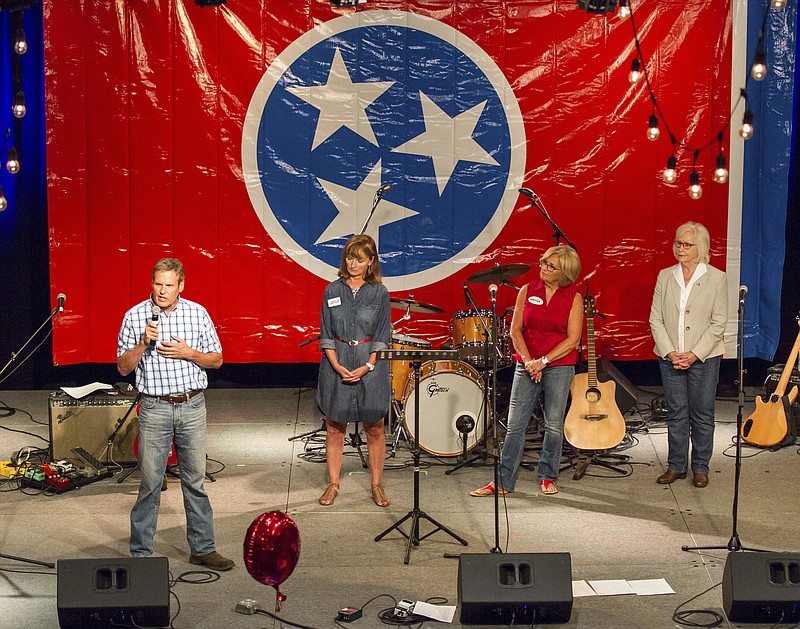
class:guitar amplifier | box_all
[49,392,139,464]
[764,364,800,444]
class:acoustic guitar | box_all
[564,294,626,450]
[741,318,800,447]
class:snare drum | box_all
[390,334,431,400]
[402,360,488,457]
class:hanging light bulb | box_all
[647,114,660,141]
[771,0,786,8]
[750,49,767,81]
[628,58,642,84]
[687,171,703,200]
[739,110,754,139]
[662,155,678,184]
[12,91,26,118]
[14,29,27,55]
[713,154,729,184]
[6,147,20,174]
[0,185,7,212]
[618,0,631,18]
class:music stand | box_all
[374,348,469,564]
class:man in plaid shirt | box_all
[117,258,233,571]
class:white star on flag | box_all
[286,48,394,150]
[393,92,499,195]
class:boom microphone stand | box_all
[682,287,763,553]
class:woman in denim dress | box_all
[317,234,391,507]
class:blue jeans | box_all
[659,356,720,474]
[130,393,216,557]
[497,363,574,491]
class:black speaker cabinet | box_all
[57,557,170,628]
[49,392,138,464]
[722,551,800,623]
[458,552,573,624]
[597,356,638,414]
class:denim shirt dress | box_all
[317,277,391,423]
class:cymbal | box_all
[468,263,530,284]
[389,297,445,314]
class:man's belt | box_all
[156,390,202,404]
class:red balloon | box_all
[243,511,301,593]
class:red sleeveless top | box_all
[514,279,578,367]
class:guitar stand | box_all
[565,449,630,480]
[374,351,469,564]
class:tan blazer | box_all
[649,264,728,362]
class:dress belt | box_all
[334,336,372,347]
[157,390,202,404]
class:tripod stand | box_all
[682,288,762,553]
[374,348,468,564]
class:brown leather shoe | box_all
[656,469,687,484]
[189,551,235,571]
[692,472,709,488]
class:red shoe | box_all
[540,480,558,495]
[470,482,508,497]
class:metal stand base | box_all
[566,450,630,480]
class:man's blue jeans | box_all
[497,363,574,491]
[130,393,216,557]
[659,356,720,474]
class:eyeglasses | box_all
[539,260,559,272]
[673,241,696,250]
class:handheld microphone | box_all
[518,188,535,198]
[464,281,471,307]
[489,283,498,302]
[738,285,748,303]
[56,293,66,312]
[150,304,161,348]
[377,183,393,194]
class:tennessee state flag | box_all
[45,1,734,365]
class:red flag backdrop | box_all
[45,0,734,365]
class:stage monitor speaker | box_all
[722,551,800,623]
[597,356,638,414]
[49,392,138,464]
[458,552,573,624]
[57,557,170,628]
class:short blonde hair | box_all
[541,245,581,287]
[674,221,711,264]
[338,234,382,283]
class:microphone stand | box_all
[682,290,763,554]
[519,192,579,251]
[0,304,59,569]
[446,283,495,474]
[359,187,389,235]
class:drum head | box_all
[391,334,431,348]
[403,362,488,457]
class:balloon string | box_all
[274,586,287,613]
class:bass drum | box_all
[402,360,488,457]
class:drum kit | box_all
[387,262,530,459]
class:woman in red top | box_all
[471,245,583,496]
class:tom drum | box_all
[390,334,431,401]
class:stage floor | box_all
[1,386,798,628]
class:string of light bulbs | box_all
[0,5,29,212]
[622,0,787,199]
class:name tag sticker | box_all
[327,297,342,307]
[529,296,544,305]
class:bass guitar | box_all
[741,318,800,447]
[564,293,626,451]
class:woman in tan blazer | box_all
[649,221,728,488]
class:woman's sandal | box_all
[371,483,391,507]
[540,480,558,495]
[319,482,339,506]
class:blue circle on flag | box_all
[243,11,525,290]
